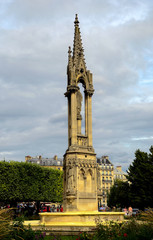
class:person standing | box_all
[123,207,128,215]
[128,206,133,216]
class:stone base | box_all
[24,211,125,235]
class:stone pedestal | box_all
[63,151,99,212]
[24,212,125,235]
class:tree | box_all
[126,146,153,209]
[107,180,130,208]
[0,161,63,206]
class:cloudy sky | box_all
[0,0,153,171]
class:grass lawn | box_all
[44,236,78,240]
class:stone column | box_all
[68,96,71,147]
[77,118,82,135]
[87,93,93,146]
[71,91,77,145]
[85,93,88,136]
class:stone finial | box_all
[68,46,72,56]
[74,14,79,26]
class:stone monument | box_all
[63,14,102,212]
[25,15,124,235]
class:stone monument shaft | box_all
[63,15,102,212]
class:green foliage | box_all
[107,180,130,208]
[140,209,153,222]
[1,216,46,240]
[94,221,124,240]
[0,208,13,239]
[0,208,46,240]
[0,161,63,204]
[108,146,153,210]
[77,231,93,240]
[92,220,153,240]
[126,146,153,209]
[44,236,78,240]
[9,218,46,240]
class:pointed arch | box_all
[79,168,86,192]
[86,169,93,192]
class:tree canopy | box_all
[107,179,130,208]
[126,146,153,209]
[0,161,63,204]
[108,146,153,210]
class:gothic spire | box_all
[72,14,86,69]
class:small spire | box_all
[72,14,86,69]
[68,46,72,69]
[74,14,79,26]
[68,46,72,56]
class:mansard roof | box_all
[97,156,114,166]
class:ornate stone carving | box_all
[77,136,87,146]
[66,166,76,195]
[66,158,97,169]
[66,196,76,205]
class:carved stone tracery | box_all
[77,136,87,146]
[65,158,97,169]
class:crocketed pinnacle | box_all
[72,14,86,69]
[68,46,72,68]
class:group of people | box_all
[99,205,133,215]
[99,206,112,211]
[123,206,133,216]
[0,204,10,209]
[39,203,63,212]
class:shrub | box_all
[140,209,153,222]
[0,208,46,240]
[94,221,123,240]
[10,217,46,240]
[0,208,13,239]
[91,219,153,240]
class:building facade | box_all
[25,155,63,171]
[97,156,114,207]
[113,166,127,182]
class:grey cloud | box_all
[0,0,153,170]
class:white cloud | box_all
[132,136,153,141]
[0,0,153,170]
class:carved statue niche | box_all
[79,168,86,192]
[86,169,93,192]
[67,166,75,193]
[76,89,83,119]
